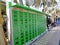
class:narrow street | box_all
[31,26,60,45]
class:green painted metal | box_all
[12,4,42,14]
[12,10,46,45]
[8,2,47,16]
[7,2,47,45]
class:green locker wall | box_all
[6,2,47,45]
[12,10,46,45]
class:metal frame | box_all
[6,2,14,45]
[6,2,47,45]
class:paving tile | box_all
[31,26,60,45]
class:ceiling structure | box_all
[1,0,60,17]
[33,0,60,17]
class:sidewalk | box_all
[31,26,60,45]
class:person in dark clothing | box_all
[46,16,52,30]
[2,15,7,38]
[2,14,7,32]
[3,20,7,33]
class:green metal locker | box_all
[7,2,47,45]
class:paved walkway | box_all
[31,26,60,45]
